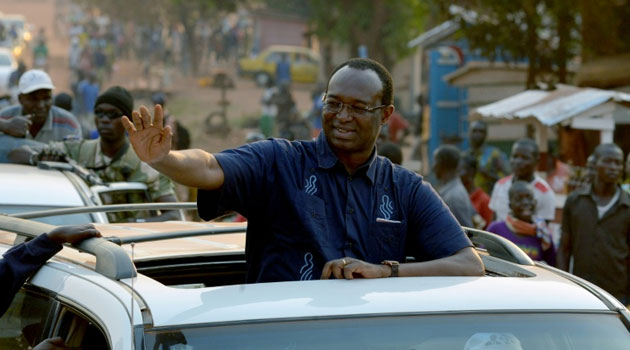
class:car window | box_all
[0,289,55,349]
[264,52,282,63]
[0,205,94,225]
[145,313,630,350]
[98,189,156,223]
[0,54,11,66]
[53,307,109,350]
[294,53,313,64]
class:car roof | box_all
[95,221,246,261]
[265,45,320,57]
[134,267,610,328]
[0,212,625,331]
[0,220,246,267]
[0,164,86,207]
[0,234,613,329]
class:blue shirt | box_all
[80,82,100,115]
[275,60,291,83]
[198,133,472,283]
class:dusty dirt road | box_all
[1,0,314,153]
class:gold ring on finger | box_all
[342,258,347,266]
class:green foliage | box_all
[578,0,630,60]
[306,0,427,68]
[447,0,579,87]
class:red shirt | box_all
[387,112,409,142]
[470,188,492,229]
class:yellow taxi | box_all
[238,45,320,85]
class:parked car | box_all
[238,45,320,86]
[0,47,16,98]
[0,14,29,60]
[0,162,182,225]
[1,210,629,350]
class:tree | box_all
[306,0,427,70]
[578,0,630,62]
[445,0,578,89]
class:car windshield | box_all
[145,313,630,350]
[0,205,94,225]
[97,189,157,223]
[0,54,11,66]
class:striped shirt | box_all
[0,105,82,142]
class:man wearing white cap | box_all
[0,69,82,162]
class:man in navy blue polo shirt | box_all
[122,58,484,283]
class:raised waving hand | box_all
[122,104,173,165]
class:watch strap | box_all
[381,260,399,277]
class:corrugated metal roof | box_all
[473,85,630,126]
[474,90,548,119]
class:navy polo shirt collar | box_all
[315,132,378,184]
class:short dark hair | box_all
[434,145,461,171]
[379,142,403,165]
[508,180,533,198]
[53,92,73,112]
[513,138,539,158]
[460,153,478,172]
[326,58,393,106]
[593,143,622,161]
[470,120,487,131]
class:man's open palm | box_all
[122,105,173,164]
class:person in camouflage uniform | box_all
[9,86,179,222]
[465,120,511,194]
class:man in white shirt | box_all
[490,139,555,222]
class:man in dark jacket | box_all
[558,143,630,304]
[0,224,101,316]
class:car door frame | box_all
[25,262,142,350]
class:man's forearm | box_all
[150,149,225,190]
[8,145,37,165]
[0,235,61,317]
[399,247,484,277]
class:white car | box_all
[1,212,629,350]
[0,47,16,97]
[0,163,183,225]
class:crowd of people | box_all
[425,119,630,304]
[1,55,629,311]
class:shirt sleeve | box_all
[441,191,474,228]
[406,180,473,261]
[60,109,83,140]
[198,140,277,220]
[0,234,61,317]
[479,194,494,229]
[537,190,557,220]
[489,183,500,213]
[71,121,83,140]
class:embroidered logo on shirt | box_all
[299,252,314,280]
[304,175,318,196]
[379,194,394,220]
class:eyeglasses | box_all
[95,110,124,120]
[322,99,386,116]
